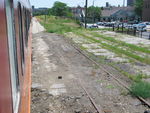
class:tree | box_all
[87,6,101,22]
[134,0,144,18]
[50,1,70,17]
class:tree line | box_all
[33,0,143,21]
[33,1,101,20]
[48,1,101,19]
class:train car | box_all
[0,0,32,113]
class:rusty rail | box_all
[69,40,150,108]
[78,79,104,113]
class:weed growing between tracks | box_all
[79,33,150,65]
[91,32,150,54]
[75,31,150,65]
[130,81,150,98]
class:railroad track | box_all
[64,37,150,110]
[78,78,104,113]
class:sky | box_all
[30,0,127,8]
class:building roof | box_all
[101,7,124,17]
[112,7,135,18]
[101,6,134,17]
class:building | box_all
[106,2,109,7]
[70,6,85,21]
[142,0,150,21]
[127,0,135,6]
[70,6,85,17]
[111,7,137,21]
[101,6,137,21]
[101,7,125,21]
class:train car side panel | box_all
[0,0,13,113]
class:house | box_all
[111,7,137,21]
[101,6,137,22]
[70,6,85,21]
[70,6,85,17]
[101,7,124,21]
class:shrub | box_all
[130,81,150,98]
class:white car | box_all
[146,25,150,32]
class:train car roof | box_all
[18,0,31,9]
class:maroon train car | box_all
[0,0,32,113]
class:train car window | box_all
[18,3,25,75]
[5,0,20,113]
[25,9,29,46]
[22,7,28,47]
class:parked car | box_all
[146,25,150,32]
[96,22,103,26]
[132,24,139,28]
[136,23,147,31]
[125,24,134,29]
[142,22,150,25]
[87,24,98,28]
[104,22,114,27]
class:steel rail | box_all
[68,39,150,108]
[78,79,104,113]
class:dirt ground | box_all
[31,19,149,113]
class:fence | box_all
[110,23,150,40]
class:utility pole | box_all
[93,0,95,6]
[93,0,95,24]
[85,0,88,28]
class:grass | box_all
[91,32,150,54]
[106,84,115,89]
[130,81,150,98]
[77,32,150,64]
[85,50,149,81]
[117,69,149,82]
[38,15,81,34]
[38,15,150,68]
[89,27,112,31]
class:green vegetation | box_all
[87,6,101,22]
[76,40,149,82]
[120,89,129,96]
[38,16,81,34]
[86,27,112,31]
[130,81,150,98]
[91,32,150,54]
[109,61,148,81]
[49,1,73,17]
[134,0,144,17]
[38,15,150,65]
[77,32,150,64]
[106,84,115,89]
[81,46,149,82]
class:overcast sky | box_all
[30,0,127,8]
